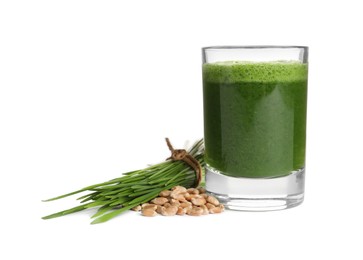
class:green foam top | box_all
[203,61,308,83]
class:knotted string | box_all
[165,138,202,187]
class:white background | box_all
[1,0,362,259]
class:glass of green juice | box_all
[202,46,308,211]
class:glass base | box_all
[205,166,305,211]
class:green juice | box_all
[203,61,308,178]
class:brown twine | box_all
[165,138,202,188]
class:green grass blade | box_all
[42,203,92,219]
[125,190,161,205]
[127,188,161,198]
[108,197,133,207]
[147,163,175,180]
[77,191,99,200]
[120,174,150,184]
[42,177,127,202]
[91,205,135,224]
[91,205,113,219]
[83,200,111,208]
[42,189,86,202]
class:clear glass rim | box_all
[202,45,308,51]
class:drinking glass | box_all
[202,46,308,211]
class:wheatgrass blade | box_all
[91,204,135,224]
[42,203,92,219]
